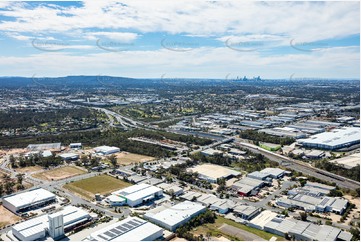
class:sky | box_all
[0,1,359,79]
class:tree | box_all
[350,227,360,241]
[9,155,17,168]
[109,155,117,168]
[16,173,25,189]
[299,212,307,221]
[4,180,15,194]
[328,189,343,197]
[0,184,4,197]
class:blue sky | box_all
[0,1,359,79]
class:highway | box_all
[92,106,359,190]
[235,140,360,190]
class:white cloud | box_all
[84,32,138,42]
[0,1,358,43]
[0,46,358,78]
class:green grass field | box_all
[192,216,285,241]
[63,174,131,200]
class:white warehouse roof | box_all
[144,201,206,231]
[89,217,163,241]
[3,188,56,209]
[12,206,90,241]
[298,127,360,149]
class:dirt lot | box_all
[115,152,154,165]
[32,166,86,181]
[15,166,44,174]
[0,205,21,228]
[0,148,27,157]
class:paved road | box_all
[235,140,360,190]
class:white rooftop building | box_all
[248,210,278,230]
[12,206,91,241]
[88,217,163,241]
[107,183,163,207]
[144,201,206,231]
[3,188,56,213]
[298,127,360,150]
[94,146,120,155]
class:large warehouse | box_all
[12,205,91,241]
[94,145,120,155]
[297,127,360,150]
[188,164,240,183]
[88,217,163,241]
[143,201,206,231]
[107,183,163,207]
[3,188,56,213]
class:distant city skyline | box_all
[0,1,359,79]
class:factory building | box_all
[156,183,184,196]
[3,188,56,213]
[59,153,79,161]
[233,205,261,220]
[94,145,120,155]
[248,210,278,230]
[276,195,348,214]
[144,201,206,231]
[231,177,266,196]
[264,218,352,241]
[27,143,61,151]
[106,183,163,207]
[88,217,163,241]
[12,206,91,241]
[298,127,360,150]
[69,143,82,149]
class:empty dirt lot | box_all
[32,166,87,181]
[0,205,21,228]
[115,152,154,165]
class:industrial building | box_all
[248,210,278,230]
[259,167,285,179]
[188,164,240,183]
[59,153,79,161]
[27,143,61,151]
[3,188,56,213]
[106,183,163,207]
[200,148,223,157]
[298,127,360,150]
[144,201,206,231]
[264,217,352,241]
[328,153,360,169]
[94,145,120,155]
[233,205,261,220]
[88,217,163,241]
[180,191,237,214]
[12,206,91,241]
[69,143,82,149]
[157,183,184,196]
[231,177,266,196]
[276,194,348,214]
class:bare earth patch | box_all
[32,166,86,181]
[115,152,154,165]
[0,205,21,228]
[15,166,44,174]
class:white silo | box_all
[48,212,65,239]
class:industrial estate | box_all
[0,1,360,242]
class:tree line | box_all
[239,130,295,145]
